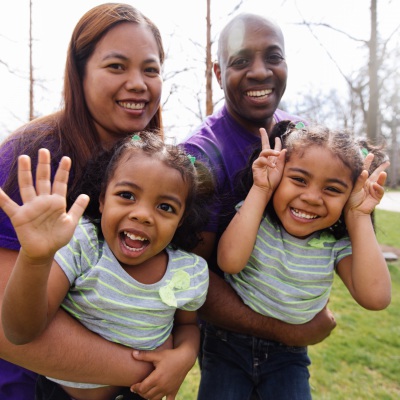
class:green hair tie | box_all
[187,154,196,165]
[131,134,141,142]
[295,121,306,129]
[361,148,369,158]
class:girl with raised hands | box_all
[1,132,214,400]
[198,121,391,400]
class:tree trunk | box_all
[367,0,378,142]
[205,0,213,116]
[29,0,34,121]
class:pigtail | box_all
[356,137,388,174]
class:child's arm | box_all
[218,128,286,273]
[0,149,89,344]
[130,310,199,400]
[337,154,391,310]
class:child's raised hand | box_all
[345,153,389,216]
[252,127,286,193]
[0,149,89,262]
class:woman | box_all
[0,3,195,400]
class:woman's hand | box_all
[0,148,89,262]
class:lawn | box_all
[177,209,400,399]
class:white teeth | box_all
[291,208,318,220]
[119,101,145,110]
[246,89,272,97]
[124,231,146,241]
[123,243,144,252]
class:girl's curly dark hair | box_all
[70,131,214,251]
[234,120,388,239]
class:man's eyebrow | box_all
[230,45,284,57]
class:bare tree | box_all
[29,0,34,121]
[203,0,245,116]
[298,0,399,144]
[205,0,213,116]
[366,0,378,142]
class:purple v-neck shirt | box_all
[182,105,304,273]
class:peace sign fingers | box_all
[251,127,286,192]
[258,128,281,166]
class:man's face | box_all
[214,17,288,135]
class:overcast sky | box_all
[0,0,399,142]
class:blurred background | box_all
[1,1,399,188]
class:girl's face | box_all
[273,145,353,239]
[83,22,162,147]
[99,152,188,267]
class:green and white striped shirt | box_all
[225,212,351,324]
[55,218,209,349]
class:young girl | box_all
[1,132,214,400]
[198,121,391,400]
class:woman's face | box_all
[83,22,162,147]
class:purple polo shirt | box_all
[0,136,69,399]
[181,105,304,273]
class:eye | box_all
[230,58,250,69]
[291,176,306,185]
[107,63,125,71]
[265,54,285,65]
[145,66,161,75]
[326,186,343,194]
[158,203,175,213]
[118,191,135,201]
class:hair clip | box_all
[294,121,306,129]
[361,148,369,158]
[131,134,141,142]
[187,154,196,165]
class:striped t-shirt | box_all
[55,218,209,349]
[225,212,352,324]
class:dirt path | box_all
[380,245,400,261]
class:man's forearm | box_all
[199,271,336,346]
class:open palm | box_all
[345,154,389,216]
[0,149,89,261]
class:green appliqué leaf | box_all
[159,286,177,307]
[159,271,191,307]
[308,231,336,248]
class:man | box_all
[182,11,335,366]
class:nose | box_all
[300,187,323,206]
[125,69,147,93]
[247,55,273,81]
[129,204,153,225]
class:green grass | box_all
[177,209,400,399]
[375,209,400,249]
[307,264,400,399]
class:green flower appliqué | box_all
[159,271,191,307]
[308,231,336,248]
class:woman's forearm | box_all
[0,248,153,386]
